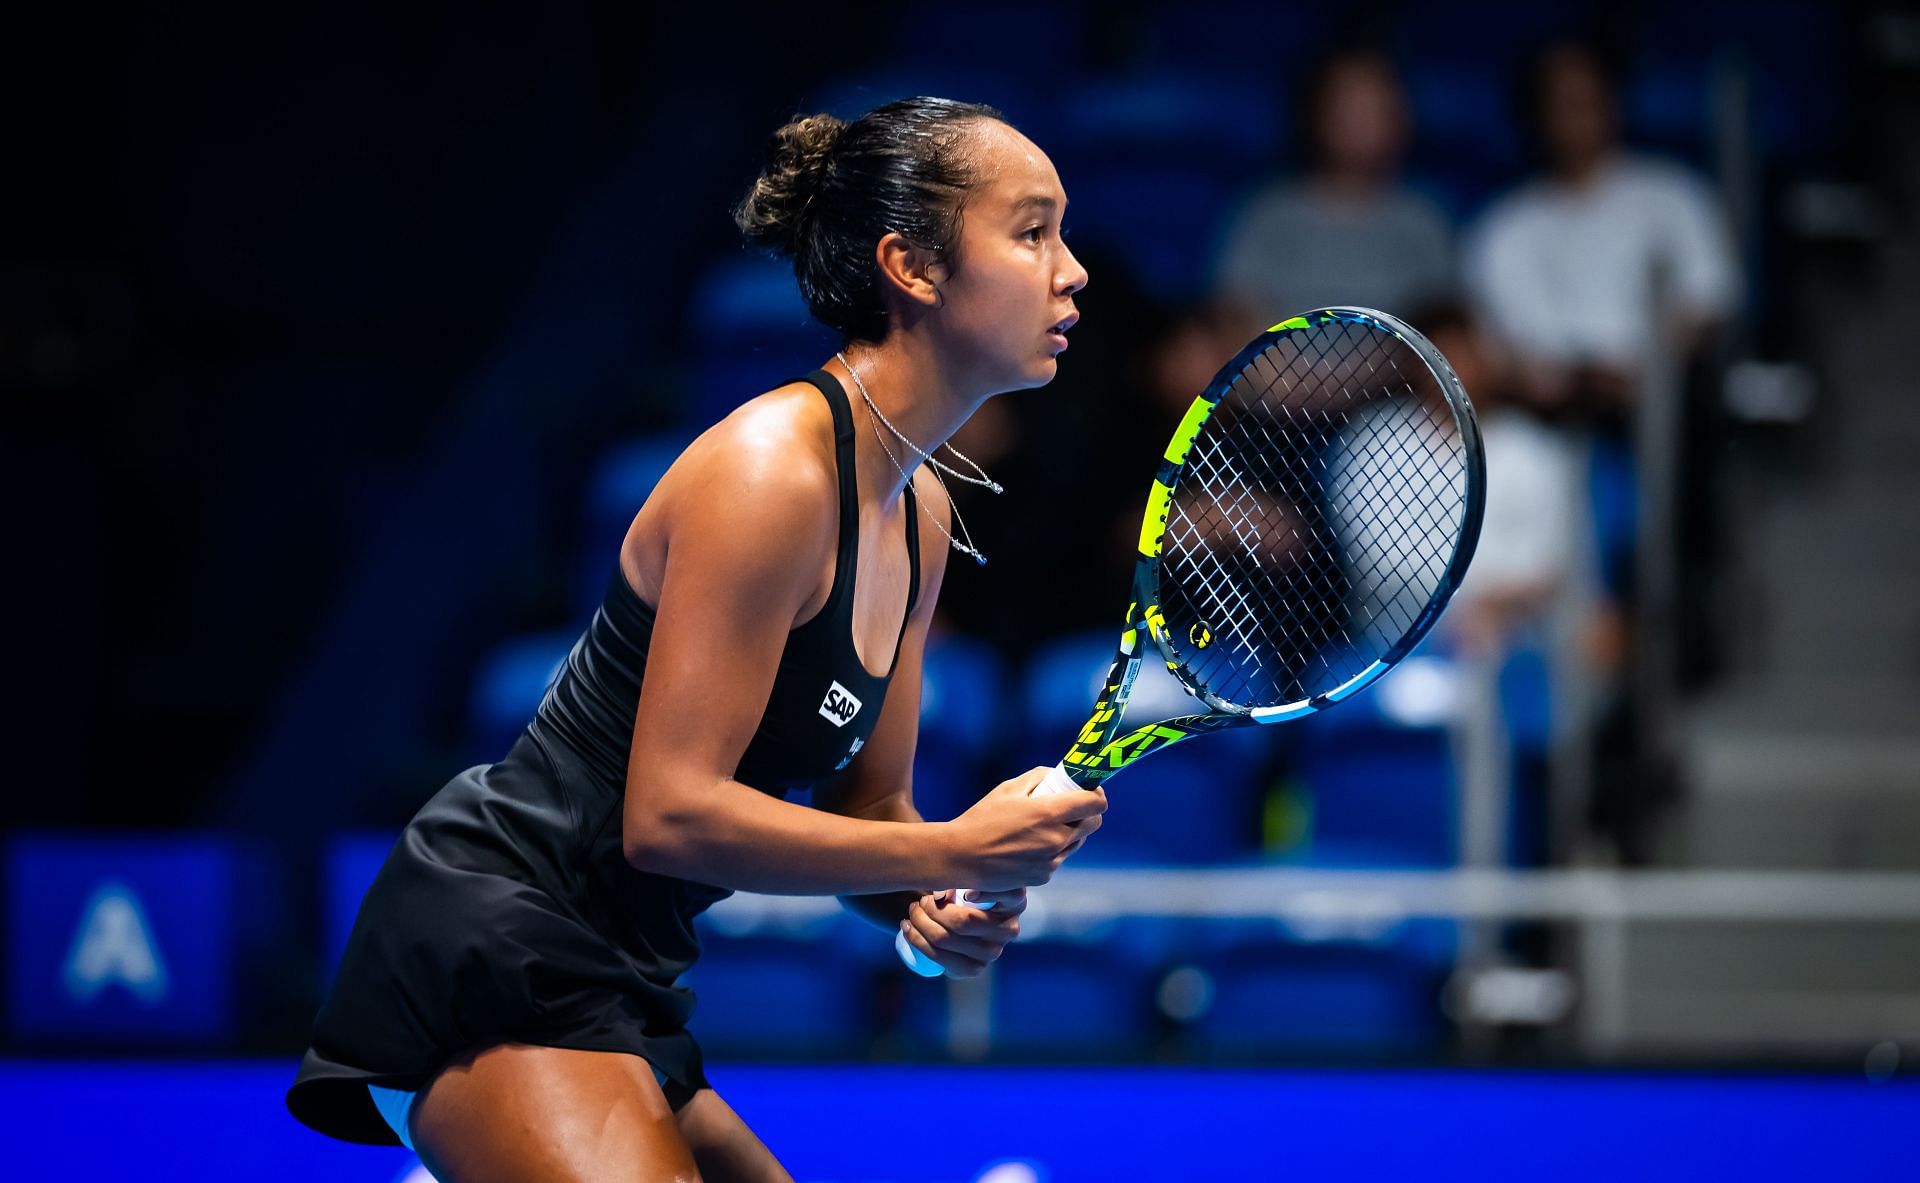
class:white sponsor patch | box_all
[818,680,862,727]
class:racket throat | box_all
[1069,714,1244,779]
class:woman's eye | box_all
[1022,225,1045,242]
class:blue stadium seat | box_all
[1069,732,1270,865]
[680,934,877,1058]
[1055,72,1280,170]
[686,255,837,424]
[465,630,576,761]
[911,632,1008,823]
[987,942,1155,1058]
[1185,937,1447,1057]
[1293,724,1458,869]
[1290,662,1460,868]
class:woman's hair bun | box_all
[732,113,848,257]
[733,97,1004,343]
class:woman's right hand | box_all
[942,766,1107,891]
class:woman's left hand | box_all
[897,888,1027,979]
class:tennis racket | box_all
[897,306,1487,976]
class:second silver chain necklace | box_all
[835,350,1001,565]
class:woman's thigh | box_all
[409,1043,702,1183]
[675,1089,794,1183]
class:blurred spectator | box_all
[1416,301,1583,660]
[1212,48,1455,334]
[1458,40,1742,865]
[1462,40,1739,423]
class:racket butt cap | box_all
[895,929,944,977]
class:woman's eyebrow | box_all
[1011,194,1059,215]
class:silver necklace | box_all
[835,351,1000,566]
[834,351,1003,492]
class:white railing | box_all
[710,868,1920,1059]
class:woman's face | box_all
[932,120,1089,394]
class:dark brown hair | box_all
[734,96,1006,343]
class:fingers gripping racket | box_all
[897,307,1487,976]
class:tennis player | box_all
[285,96,1098,1181]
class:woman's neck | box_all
[827,338,983,505]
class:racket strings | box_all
[1159,320,1469,709]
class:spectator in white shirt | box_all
[1463,41,1739,422]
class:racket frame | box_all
[896,306,1486,976]
[1058,306,1486,788]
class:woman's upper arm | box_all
[622,449,834,834]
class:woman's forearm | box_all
[623,774,953,896]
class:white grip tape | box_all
[895,763,1082,977]
[1032,762,1082,800]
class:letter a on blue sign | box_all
[8,835,233,1039]
[63,881,169,1005]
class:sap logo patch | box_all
[818,680,863,727]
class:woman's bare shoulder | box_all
[647,382,841,548]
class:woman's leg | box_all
[409,1044,702,1182]
[674,1089,794,1183]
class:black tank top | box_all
[287,369,920,1145]
[541,367,921,795]
[540,365,922,942]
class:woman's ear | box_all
[875,232,944,310]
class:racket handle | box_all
[895,763,1084,977]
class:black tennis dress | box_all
[287,369,919,1145]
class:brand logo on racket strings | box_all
[819,681,863,727]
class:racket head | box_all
[1133,306,1486,722]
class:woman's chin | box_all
[983,352,1061,396]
